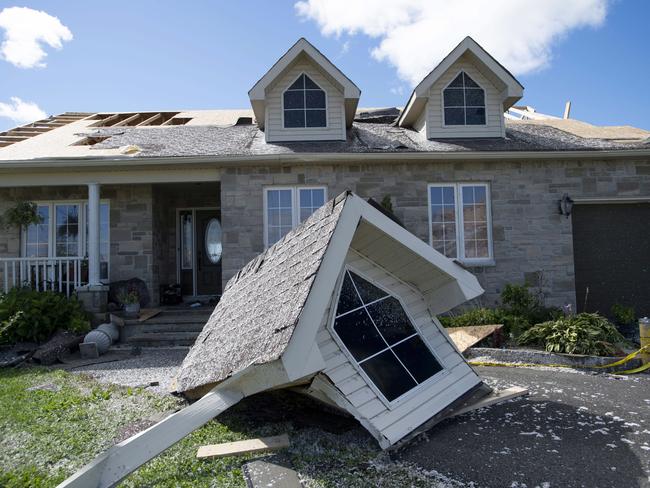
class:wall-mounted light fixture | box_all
[559,193,574,218]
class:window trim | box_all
[263,186,327,249]
[21,199,111,281]
[441,70,487,128]
[427,182,494,265]
[281,72,329,130]
[327,265,448,409]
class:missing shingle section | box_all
[73,135,111,146]
[89,112,191,127]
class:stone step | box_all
[124,332,199,347]
[120,322,205,339]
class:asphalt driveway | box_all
[397,366,650,488]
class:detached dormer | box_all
[249,38,360,143]
[398,37,524,139]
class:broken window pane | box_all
[360,350,416,402]
[393,336,443,383]
[334,308,386,362]
[350,272,388,304]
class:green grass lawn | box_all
[0,367,453,487]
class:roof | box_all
[397,36,524,127]
[248,38,361,130]
[0,108,648,164]
[176,191,485,395]
[175,193,346,393]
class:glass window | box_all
[443,72,486,126]
[429,183,492,261]
[55,204,80,257]
[283,73,326,128]
[205,218,223,264]
[181,212,193,270]
[332,270,443,403]
[265,186,326,247]
[25,205,50,258]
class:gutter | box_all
[0,148,649,171]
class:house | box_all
[1,36,649,319]
[59,191,488,487]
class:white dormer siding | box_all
[265,58,346,142]
[426,55,505,139]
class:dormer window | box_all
[283,74,326,128]
[443,72,486,126]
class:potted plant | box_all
[0,201,43,229]
[120,290,140,317]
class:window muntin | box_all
[23,201,110,281]
[283,73,326,128]
[25,205,50,258]
[428,183,492,262]
[443,72,486,126]
[264,186,326,247]
[332,270,443,403]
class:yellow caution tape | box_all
[469,344,650,375]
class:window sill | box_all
[455,258,496,268]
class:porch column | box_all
[87,183,101,287]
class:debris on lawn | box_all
[243,460,302,488]
[196,433,290,459]
[448,324,504,353]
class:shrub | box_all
[439,308,502,328]
[518,312,625,356]
[0,287,90,344]
[611,303,635,326]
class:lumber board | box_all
[137,308,162,322]
[447,324,503,353]
[450,386,528,417]
[197,434,289,459]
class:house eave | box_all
[0,148,649,172]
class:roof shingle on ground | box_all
[86,120,649,158]
[175,193,346,394]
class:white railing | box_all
[0,257,87,297]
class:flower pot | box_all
[124,302,140,318]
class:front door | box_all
[178,208,222,297]
[196,210,222,296]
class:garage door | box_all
[572,203,650,317]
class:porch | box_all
[0,176,222,311]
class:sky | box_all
[0,0,648,132]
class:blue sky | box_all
[0,0,648,132]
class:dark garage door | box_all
[572,203,650,317]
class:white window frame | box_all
[263,185,327,249]
[427,183,494,265]
[21,200,111,280]
[327,265,448,409]
[281,72,328,130]
[441,70,487,128]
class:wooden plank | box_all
[447,324,503,353]
[137,308,162,322]
[197,434,289,459]
[450,386,528,417]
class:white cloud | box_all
[295,0,608,85]
[0,6,72,68]
[0,97,47,124]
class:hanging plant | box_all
[0,201,43,229]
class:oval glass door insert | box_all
[205,218,223,264]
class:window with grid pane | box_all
[429,183,491,261]
[283,73,326,128]
[25,205,50,258]
[443,72,486,126]
[55,204,80,257]
[266,189,294,247]
[332,270,443,402]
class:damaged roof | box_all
[175,194,345,394]
[0,108,648,162]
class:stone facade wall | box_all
[0,184,156,304]
[221,158,650,308]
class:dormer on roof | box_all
[249,38,361,143]
[398,36,524,139]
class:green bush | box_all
[439,308,502,328]
[518,312,625,356]
[0,287,90,344]
[611,303,635,326]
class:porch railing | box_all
[0,257,87,297]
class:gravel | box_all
[73,348,188,395]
